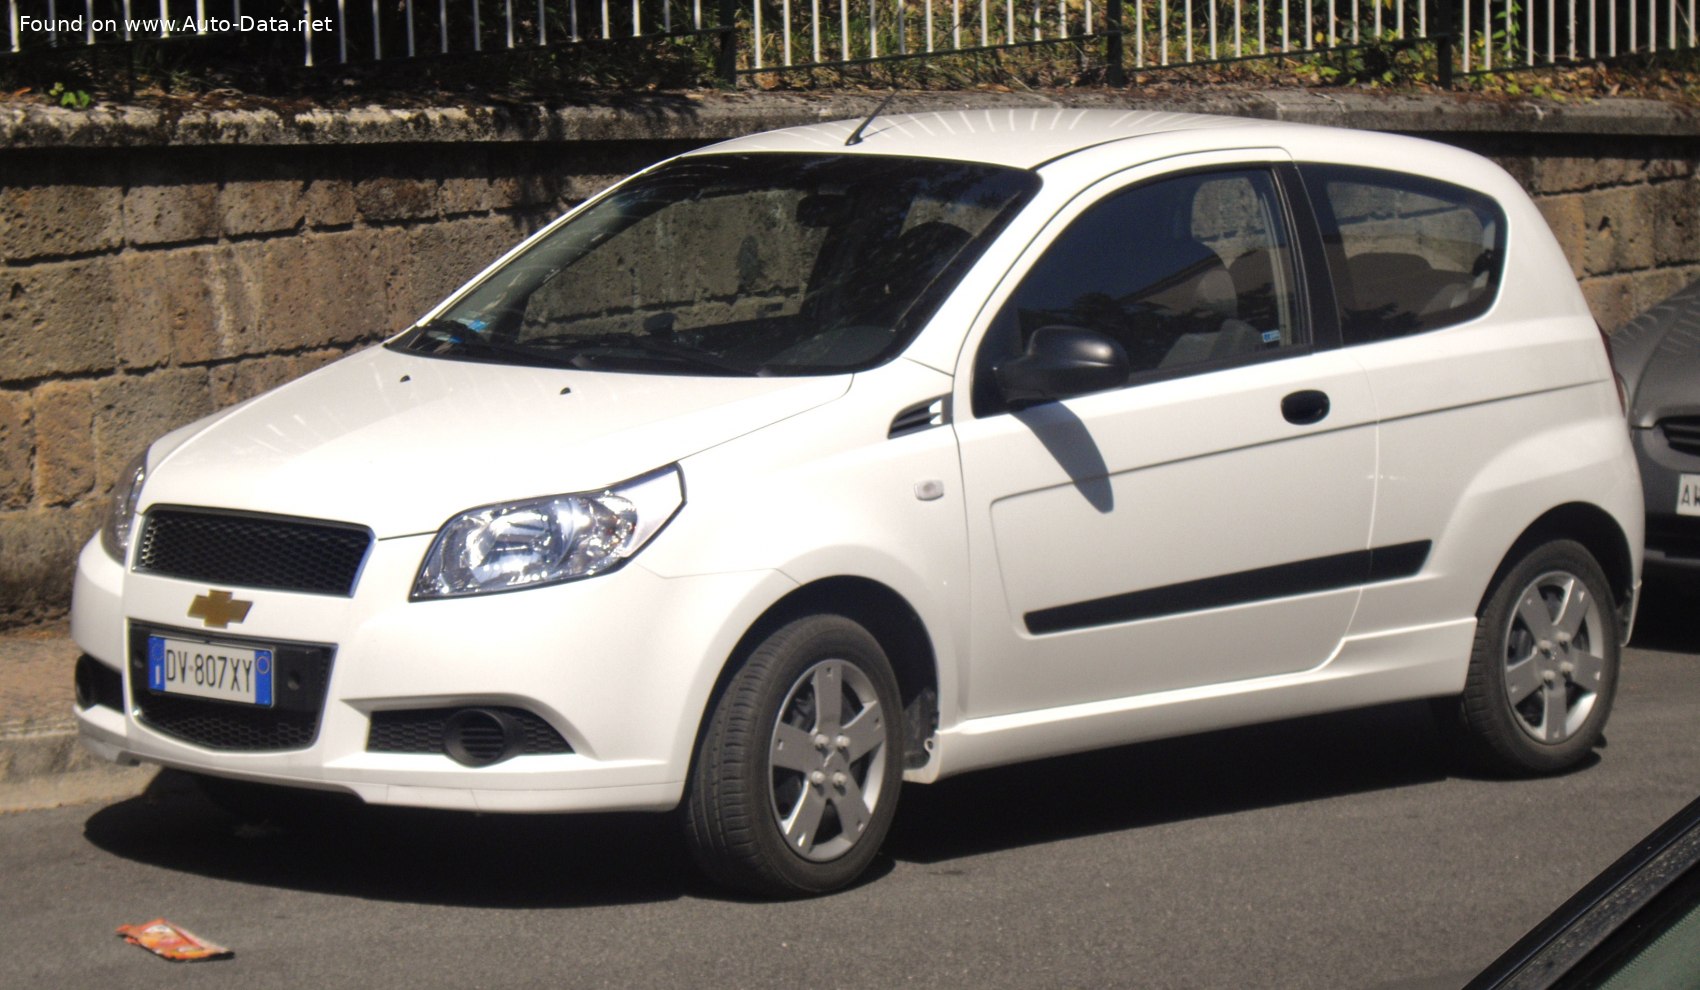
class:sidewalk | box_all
[0,623,155,813]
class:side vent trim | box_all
[889,396,952,438]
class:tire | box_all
[683,615,904,897]
[1439,539,1621,775]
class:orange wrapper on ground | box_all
[115,919,234,962]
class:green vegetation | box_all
[46,81,94,108]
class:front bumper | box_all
[70,534,789,813]
[1632,425,1700,574]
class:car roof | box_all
[679,107,1585,350]
[1607,276,1700,427]
[689,108,1294,170]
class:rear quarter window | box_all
[1300,164,1506,344]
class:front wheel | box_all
[1439,539,1621,775]
[683,615,903,897]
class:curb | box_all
[0,724,156,814]
[0,629,157,813]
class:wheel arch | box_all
[1481,502,1637,634]
[697,576,942,775]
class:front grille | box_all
[367,707,574,755]
[129,625,335,752]
[135,507,372,597]
[1663,417,1700,458]
[135,694,322,750]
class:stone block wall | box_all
[1,92,1697,628]
[1475,133,1700,334]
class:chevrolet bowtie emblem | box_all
[188,590,253,629]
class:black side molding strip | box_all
[1024,540,1432,636]
[1366,540,1431,583]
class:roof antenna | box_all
[845,92,898,147]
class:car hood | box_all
[1610,278,1700,428]
[141,346,849,537]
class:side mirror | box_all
[994,326,1130,405]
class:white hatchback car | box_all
[72,109,1643,896]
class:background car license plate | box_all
[1680,474,1700,517]
[147,636,274,707]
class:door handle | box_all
[1281,389,1331,425]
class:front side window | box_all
[393,154,1037,376]
[975,168,1304,414]
[1300,164,1505,344]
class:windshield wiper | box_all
[406,323,761,376]
[406,321,581,368]
[523,333,761,377]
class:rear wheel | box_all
[1440,539,1621,775]
[683,615,903,897]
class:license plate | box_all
[147,636,274,707]
[1681,474,1700,518]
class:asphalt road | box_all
[3,582,1696,990]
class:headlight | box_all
[411,466,684,600]
[100,450,149,562]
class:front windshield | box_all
[393,153,1038,376]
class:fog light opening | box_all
[443,708,520,767]
[74,656,100,709]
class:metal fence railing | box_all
[5,0,1698,77]
[742,0,1114,71]
[1120,0,1432,69]
[1458,0,1697,71]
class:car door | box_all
[952,155,1382,719]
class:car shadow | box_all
[82,770,705,909]
[1012,402,1114,513]
[885,699,1459,864]
[84,700,1463,906]
[1630,572,1700,655]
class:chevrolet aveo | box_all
[72,110,1644,896]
